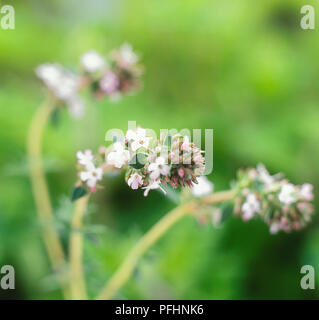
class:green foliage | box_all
[71,186,87,202]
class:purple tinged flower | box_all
[299,183,314,201]
[80,163,103,188]
[106,142,130,168]
[241,193,260,221]
[100,70,120,94]
[148,157,170,180]
[278,183,296,205]
[127,173,143,190]
[77,149,94,168]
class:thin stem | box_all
[27,97,69,298]
[69,194,90,300]
[96,189,234,300]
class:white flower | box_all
[126,128,151,151]
[80,163,103,188]
[270,222,281,234]
[257,164,274,188]
[142,180,166,197]
[299,183,314,201]
[118,43,138,67]
[35,64,61,87]
[55,73,79,100]
[100,70,120,94]
[127,173,143,190]
[148,156,170,180]
[131,137,151,151]
[77,149,94,168]
[241,193,260,221]
[35,63,79,100]
[67,96,85,119]
[107,142,130,168]
[80,50,106,73]
[278,183,296,205]
[191,176,214,197]
[126,127,145,140]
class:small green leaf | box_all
[220,201,234,223]
[71,186,87,202]
[128,152,148,169]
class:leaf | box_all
[128,152,148,169]
[71,186,87,202]
[220,201,234,223]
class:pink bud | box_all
[90,186,97,192]
[98,146,107,154]
[281,217,288,225]
[178,168,185,178]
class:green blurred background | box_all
[0,0,319,299]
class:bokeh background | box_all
[0,0,319,299]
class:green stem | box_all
[96,190,235,300]
[27,97,69,298]
[69,195,90,300]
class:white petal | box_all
[87,178,97,188]
[148,163,158,172]
[156,156,165,165]
[126,130,137,141]
[160,165,170,176]
[150,170,160,180]
[80,171,90,182]
[131,141,141,151]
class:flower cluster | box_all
[75,149,106,192]
[81,44,143,100]
[36,43,142,119]
[122,129,206,196]
[74,127,207,198]
[36,64,85,119]
[233,164,314,234]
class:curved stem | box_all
[69,195,90,300]
[27,98,69,298]
[96,189,234,300]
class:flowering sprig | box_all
[233,164,314,234]
[72,127,207,199]
[72,131,315,236]
[69,128,316,300]
[36,43,142,119]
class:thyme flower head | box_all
[36,44,143,119]
[73,128,207,198]
[234,164,314,233]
